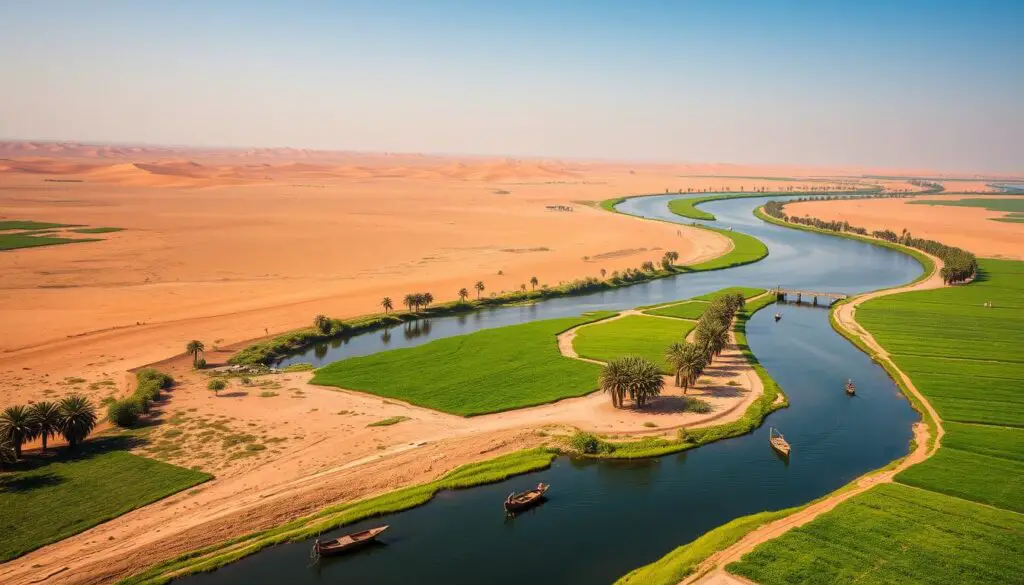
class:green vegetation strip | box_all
[0,220,74,230]
[667,193,772,220]
[573,294,788,459]
[727,483,1024,585]
[71,226,124,234]
[574,315,696,372]
[117,448,556,585]
[909,197,1024,222]
[0,440,211,562]
[311,313,615,416]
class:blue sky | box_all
[0,0,1021,172]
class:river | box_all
[184,195,921,585]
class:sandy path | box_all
[682,249,946,585]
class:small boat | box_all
[504,483,549,512]
[845,379,856,395]
[312,525,388,558]
[774,312,782,322]
[769,427,790,456]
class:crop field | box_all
[0,220,75,230]
[0,233,90,250]
[573,315,695,372]
[909,197,1024,222]
[728,483,1024,585]
[942,421,1024,461]
[644,300,708,320]
[895,447,1024,512]
[311,313,613,416]
[0,439,211,562]
[692,286,766,301]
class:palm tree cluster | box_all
[0,395,98,462]
[599,356,665,409]
[313,314,333,334]
[666,293,745,394]
[402,292,435,312]
[661,250,680,270]
[764,199,977,284]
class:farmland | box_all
[693,286,765,301]
[0,219,121,250]
[644,300,709,320]
[728,483,1024,585]
[0,438,211,562]
[909,197,1024,222]
[573,315,696,372]
[311,313,613,416]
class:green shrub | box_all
[107,400,141,427]
[683,397,712,413]
[208,379,227,393]
[568,431,611,454]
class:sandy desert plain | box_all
[1,141,1022,585]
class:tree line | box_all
[763,200,977,284]
[0,395,98,465]
[598,292,746,409]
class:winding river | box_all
[184,195,921,585]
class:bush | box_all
[107,399,141,427]
[568,431,611,455]
[683,397,713,413]
[208,379,227,392]
[195,357,207,369]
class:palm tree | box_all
[474,281,485,299]
[381,297,393,313]
[403,293,416,312]
[313,314,331,334]
[666,342,708,394]
[59,394,97,449]
[529,276,539,291]
[600,356,664,408]
[0,405,37,459]
[458,288,469,302]
[600,268,606,278]
[422,292,434,309]
[0,434,15,468]
[696,322,729,362]
[28,401,62,452]
[186,340,205,368]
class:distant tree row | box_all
[0,395,98,464]
[763,200,977,284]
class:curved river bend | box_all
[184,195,921,585]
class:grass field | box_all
[311,313,614,416]
[687,226,768,271]
[118,448,556,585]
[0,220,75,230]
[909,197,1024,222]
[70,226,124,234]
[693,286,766,301]
[0,219,119,250]
[573,315,695,372]
[0,437,211,562]
[728,483,1024,585]
[644,300,708,320]
[666,193,769,220]
[0,233,93,250]
[894,446,1024,512]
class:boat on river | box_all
[774,312,782,322]
[769,427,790,456]
[845,379,856,395]
[312,525,389,558]
[504,483,549,512]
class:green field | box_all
[909,197,1024,222]
[728,483,1024,585]
[0,438,210,561]
[70,226,125,234]
[0,220,75,230]
[719,258,1024,584]
[573,315,695,372]
[687,226,768,271]
[692,286,765,301]
[0,233,93,250]
[0,219,119,250]
[644,300,708,320]
[311,313,613,416]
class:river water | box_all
[185,195,921,585]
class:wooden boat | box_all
[769,427,790,456]
[504,483,549,512]
[774,312,782,322]
[313,525,388,557]
[845,379,856,395]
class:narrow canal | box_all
[185,195,921,585]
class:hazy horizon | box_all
[1,0,1022,173]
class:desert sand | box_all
[0,141,988,585]
[785,194,1024,260]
